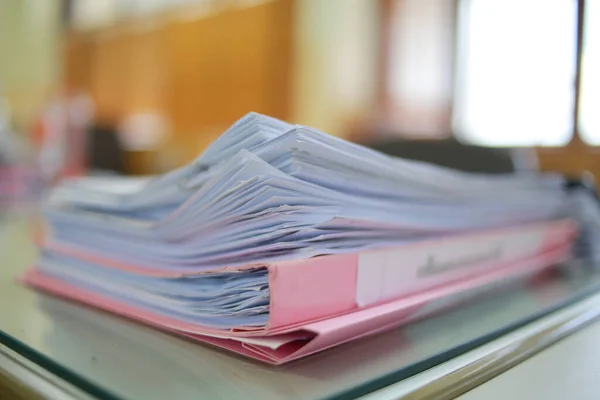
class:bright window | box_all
[579,0,600,145]
[453,0,577,146]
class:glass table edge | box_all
[2,280,600,400]
[325,279,600,400]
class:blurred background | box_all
[0,0,598,186]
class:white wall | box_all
[292,0,379,137]
[0,0,62,129]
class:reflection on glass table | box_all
[2,219,600,399]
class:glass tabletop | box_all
[2,217,600,400]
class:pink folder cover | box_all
[26,219,576,364]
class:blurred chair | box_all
[366,138,538,174]
[87,125,126,174]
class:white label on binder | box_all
[355,225,548,307]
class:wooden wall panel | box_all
[64,35,93,93]
[63,0,294,170]
[537,140,600,181]
[77,25,168,124]
[119,27,167,116]
[265,0,294,120]
[164,1,293,158]
[88,34,128,123]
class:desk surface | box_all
[2,217,600,400]
[460,313,600,400]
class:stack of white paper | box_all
[35,112,597,329]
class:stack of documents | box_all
[25,113,590,363]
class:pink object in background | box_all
[31,90,93,181]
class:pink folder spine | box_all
[266,253,358,328]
